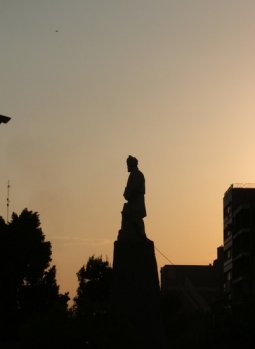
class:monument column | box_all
[112,156,167,348]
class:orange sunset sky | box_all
[1,0,255,301]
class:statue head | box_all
[127,155,138,172]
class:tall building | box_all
[223,184,255,302]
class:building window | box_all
[224,271,232,282]
[224,204,232,220]
[224,248,232,261]
[234,209,250,232]
[224,224,232,240]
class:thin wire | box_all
[154,245,174,265]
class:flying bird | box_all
[0,114,11,124]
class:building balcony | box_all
[223,261,232,273]
[224,239,232,251]
[223,282,232,294]
[233,227,250,239]
[232,251,250,262]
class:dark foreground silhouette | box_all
[1,209,255,348]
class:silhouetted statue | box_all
[118,156,147,240]
[113,159,167,347]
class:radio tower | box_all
[7,180,10,222]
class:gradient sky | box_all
[1,0,255,301]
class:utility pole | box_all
[7,181,10,222]
[1,115,11,221]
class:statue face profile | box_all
[126,155,138,173]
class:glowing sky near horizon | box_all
[1,0,255,301]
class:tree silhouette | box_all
[72,255,112,317]
[0,208,69,344]
[69,255,116,347]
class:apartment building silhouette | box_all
[223,184,255,302]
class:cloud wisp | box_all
[51,236,113,247]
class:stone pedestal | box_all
[112,239,167,348]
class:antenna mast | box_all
[7,180,10,222]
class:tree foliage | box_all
[72,255,112,317]
[0,208,69,344]
[1,209,51,287]
[68,256,117,347]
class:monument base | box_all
[112,239,167,348]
